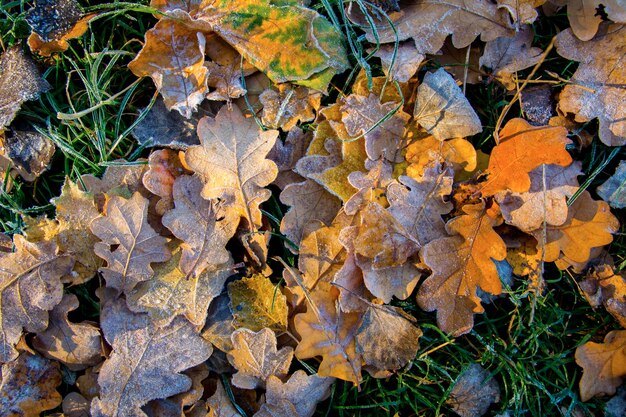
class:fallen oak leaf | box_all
[369,41,424,83]
[404,132,477,179]
[0,129,55,181]
[228,327,294,390]
[142,149,191,215]
[90,192,171,294]
[575,330,626,401]
[185,105,278,229]
[260,84,322,131]
[447,363,501,417]
[580,264,626,328]
[267,127,313,190]
[228,274,289,332]
[206,379,243,417]
[0,235,74,363]
[597,160,626,209]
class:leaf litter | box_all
[1,1,626,416]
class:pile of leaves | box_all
[1,0,626,416]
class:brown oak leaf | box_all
[575,330,626,401]
[1,129,55,181]
[481,118,572,196]
[0,235,73,363]
[142,149,191,215]
[185,105,278,229]
[228,328,294,389]
[267,127,312,190]
[446,364,501,417]
[580,264,626,328]
[369,41,424,83]
[90,192,171,294]
[418,203,507,336]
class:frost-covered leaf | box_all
[0,129,55,181]
[598,160,626,209]
[260,84,321,130]
[258,370,333,417]
[228,274,288,332]
[447,364,500,417]
[185,105,278,228]
[267,127,312,189]
[370,42,424,83]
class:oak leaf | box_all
[260,84,322,130]
[598,160,626,208]
[80,162,148,210]
[404,133,477,178]
[267,127,312,190]
[481,118,572,196]
[431,40,483,85]
[202,293,236,353]
[162,175,238,277]
[580,264,626,328]
[128,18,208,118]
[387,165,454,246]
[418,203,507,336]
[90,192,171,294]
[344,159,393,216]
[257,370,334,417]
[185,105,278,228]
[92,310,213,417]
[555,24,626,146]
[63,392,91,417]
[294,283,362,384]
[356,304,421,371]
[207,380,243,417]
[447,364,501,417]
[0,45,50,129]
[496,0,545,25]
[575,330,626,401]
[0,351,62,416]
[413,68,482,141]
[228,274,288,332]
[0,235,73,363]
[32,294,102,370]
[369,42,424,83]
[357,257,423,304]
[228,328,294,389]
[142,149,190,215]
[554,0,626,41]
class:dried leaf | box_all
[356,305,421,371]
[279,179,342,248]
[162,175,238,277]
[418,203,507,336]
[575,330,626,401]
[90,192,171,294]
[405,133,477,178]
[580,264,626,328]
[342,93,410,163]
[207,380,242,417]
[532,191,619,267]
[447,364,501,417]
[199,0,349,91]
[63,392,91,417]
[32,294,102,370]
[142,149,190,215]
[344,159,393,216]
[0,351,62,416]
[413,68,482,141]
[479,26,543,90]
[260,84,321,130]
[431,40,483,85]
[555,24,626,146]
[128,18,208,118]
[0,45,50,129]
[80,163,148,208]
[228,274,288,332]
[495,162,581,232]
[496,0,545,25]
[294,283,362,384]
[143,364,209,417]
[228,328,294,389]
[351,0,513,54]
[370,42,424,83]
[0,235,73,363]
[521,85,556,125]
[598,160,626,208]
[387,165,454,246]
[1,129,55,181]
[127,243,233,328]
[258,370,333,417]
[185,105,278,228]
[92,311,213,417]
[358,257,423,303]
[202,293,236,353]
[481,118,572,196]
[26,0,83,42]
[267,127,312,189]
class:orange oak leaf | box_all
[260,84,322,131]
[404,132,477,178]
[581,264,626,328]
[481,118,572,196]
[294,283,362,384]
[575,330,626,401]
[0,351,62,415]
[0,235,74,363]
[418,203,507,336]
[128,18,208,118]
[90,192,171,294]
[185,105,278,229]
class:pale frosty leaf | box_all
[520,85,555,125]
[228,328,294,390]
[344,159,394,216]
[2,129,55,181]
[80,163,147,205]
[358,256,423,303]
[260,84,321,131]
[413,68,482,141]
[0,45,50,129]
[185,105,278,228]
[447,364,501,417]
[258,370,333,417]
[32,294,102,370]
[91,303,213,417]
[480,26,543,90]
[342,93,410,163]
[0,235,73,363]
[349,0,513,54]
[0,351,62,416]
[143,364,209,417]
[162,175,238,277]
[555,24,626,146]
[90,192,171,294]
[267,127,312,189]
[127,243,233,328]
[598,160,626,208]
[387,165,454,246]
[356,305,421,371]
[496,162,581,232]
[228,274,288,332]
[128,18,208,118]
[279,179,342,248]
[369,41,424,83]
